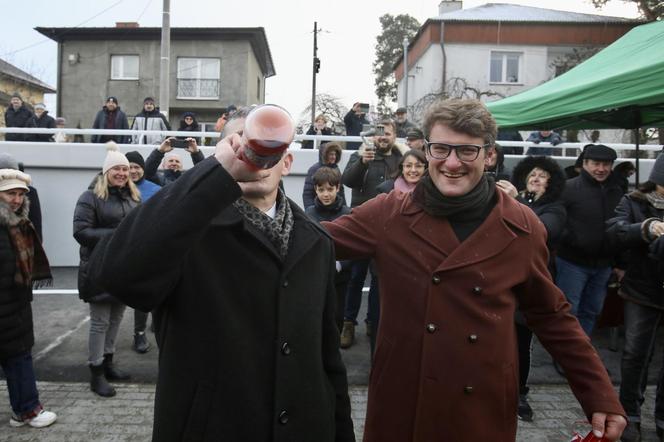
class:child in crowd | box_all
[305,167,351,331]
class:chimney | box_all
[116,22,140,28]
[439,0,462,15]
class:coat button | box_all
[278,410,288,424]
[468,334,478,343]
[432,275,441,284]
[464,386,474,394]
[426,323,437,333]
[282,280,289,288]
[281,342,291,355]
[471,286,482,295]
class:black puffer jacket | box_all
[0,198,34,359]
[606,191,664,309]
[557,170,623,267]
[34,111,56,142]
[512,156,567,251]
[4,105,36,141]
[342,144,402,207]
[73,183,139,302]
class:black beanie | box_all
[649,153,664,186]
[125,151,145,170]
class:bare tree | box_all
[297,93,347,134]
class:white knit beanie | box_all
[0,168,31,192]
[102,142,129,174]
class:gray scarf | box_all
[233,190,294,260]
[646,191,664,210]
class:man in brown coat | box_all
[323,99,627,442]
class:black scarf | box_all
[413,173,496,221]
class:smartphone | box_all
[170,139,188,148]
[359,103,370,114]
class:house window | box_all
[111,55,139,80]
[177,58,220,99]
[490,52,521,84]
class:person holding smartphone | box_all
[144,137,204,186]
[344,102,370,150]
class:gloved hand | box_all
[551,138,562,146]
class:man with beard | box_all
[130,97,171,145]
[89,107,354,441]
[4,93,36,142]
[394,107,416,138]
[340,120,403,351]
[91,97,130,144]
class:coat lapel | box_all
[282,203,322,275]
[437,191,531,273]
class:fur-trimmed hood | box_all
[0,197,30,227]
[512,156,566,205]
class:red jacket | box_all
[324,189,624,442]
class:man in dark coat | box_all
[323,99,626,442]
[556,144,624,336]
[32,103,56,143]
[4,93,36,142]
[91,96,130,144]
[343,102,369,150]
[89,114,354,442]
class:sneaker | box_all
[9,409,57,428]
[133,332,151,354]
[340,321,355,349]
[517,394,534,422]
[621,421,641,442]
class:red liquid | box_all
[240,104,295,169]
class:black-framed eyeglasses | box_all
[424,141,490,162]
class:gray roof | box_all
[0,58,56,93]
[437,3,640,23]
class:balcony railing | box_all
[176,78,219,99]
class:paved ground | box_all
[2,267,664,440]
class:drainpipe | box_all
[439,21,447,94]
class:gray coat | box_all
[89,157,354,442]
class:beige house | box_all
[0,58,56,136]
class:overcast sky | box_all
[0,0,640,122]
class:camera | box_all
[169,139,188,148]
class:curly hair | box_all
[422,99,497,146]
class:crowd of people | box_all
[2,97,664,442]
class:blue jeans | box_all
[555,256,612,336]
[0,352,40,417]
[343,259,379,326]
[619,300,664,427]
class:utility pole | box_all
[311,22,320,125]
[159,0,171,118]
[402,37,409,109]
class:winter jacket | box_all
[606,191,664,309]
[0,199,34,359]
[144,148,205,186]
[73,183,139,302]
[131,108,171,145]
[526,131,563,156]
[487,145,512,181]
[342,144,402,207]
[33,111,56,142]
[558,170,623,267]
[134,177,161,201]
[395,119,416,138]
[177,113,201,144]
[26,186,42,241]
[88,157,355,442]
[302,125,333,149]
[91,106,130,144]
[302,143,347,209]
[343,110,368,150]
[4,105,36,142]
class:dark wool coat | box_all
[34,111,56,142]
[4,105,36,141]
[88,157,354,442]
[343,110,368,150]
[0,199,34,359]
[558,170,624,267]
[73,184,139,302]
[323,189,624,442]
[342,145,402,207]
[606,191,664,309]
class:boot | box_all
[517,394,533,422]
[621,421,641,442]
[90,364,116,397]
[103,353,131,381]
[340,321,355,349]
[133,332,151,354]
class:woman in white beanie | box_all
[0,168,57,428]
[73,143,140,397]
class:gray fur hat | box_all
[0,153,19,170]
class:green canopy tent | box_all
[487,19,664,183]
